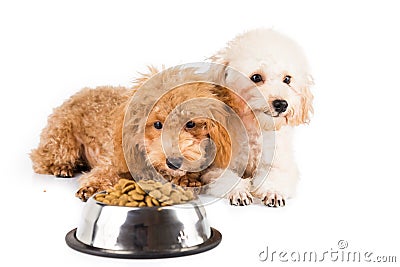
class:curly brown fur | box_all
[30,86,130,178]
[31,66,232,201]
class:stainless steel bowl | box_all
[65,195,222,258]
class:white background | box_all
[1,0,399,266]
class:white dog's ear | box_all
[223,66,257,94]
[298,74,314,124]
[209,48,229,66]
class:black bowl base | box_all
[65,227,222,259]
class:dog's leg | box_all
[202,168,253,206]
[30,114,83,178]
[75,165,120,201]
[251,164,298,207]
[251,127,299,207]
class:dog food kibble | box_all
[94,179,195,207]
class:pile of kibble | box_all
[94,179,195,207]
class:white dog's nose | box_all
[272,99,288,113]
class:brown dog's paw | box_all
[53,165,74,178]
[261,191,286,208]
[179,178,203,187]
[173,173,203,188]
[76,186,97,201]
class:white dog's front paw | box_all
[225,178,253,206]
[228,190,253,206]
[260,191,286,207]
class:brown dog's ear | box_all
[207,119,231,169]
[132,65,162,90]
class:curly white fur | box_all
[210,28,314,207]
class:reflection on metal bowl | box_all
[65,195,222,258]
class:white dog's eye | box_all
[153,121,163,130]
[283,75,291,84]
[250,74,264,83]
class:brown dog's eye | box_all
[250,74,263,83]
[185,121,195,129]
[283,75,291,84]
[153,121,163,129]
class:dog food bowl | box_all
[65,195,222,259]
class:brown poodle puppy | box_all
[31,67,232,201]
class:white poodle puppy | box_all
[210,28,314,207]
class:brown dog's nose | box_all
[166,157,183,170]
[272,99,288,113]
